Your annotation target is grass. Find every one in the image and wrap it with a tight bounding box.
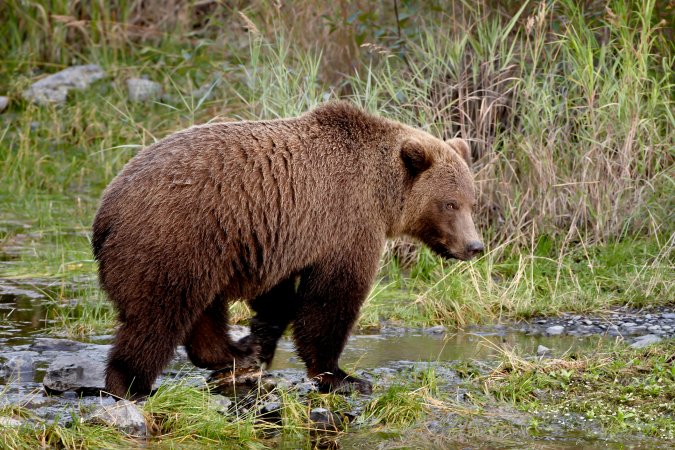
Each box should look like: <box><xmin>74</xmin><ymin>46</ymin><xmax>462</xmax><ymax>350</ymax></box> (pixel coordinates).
<box><xmin>480</xmin><ymin>340</ymin><xmax>675</xmax><ymax>439</ymax></box>
<box><xmin>0</xmin><ymin>0</ymin><xmax>673</xmax><ymax>447</ymax></box>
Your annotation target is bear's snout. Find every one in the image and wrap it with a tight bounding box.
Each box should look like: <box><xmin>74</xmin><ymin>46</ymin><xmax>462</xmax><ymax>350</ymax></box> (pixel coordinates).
<box><xmin>465</xmin><ymin>240</ymin><xmax>484</xmax><ymax>258</ymax></box>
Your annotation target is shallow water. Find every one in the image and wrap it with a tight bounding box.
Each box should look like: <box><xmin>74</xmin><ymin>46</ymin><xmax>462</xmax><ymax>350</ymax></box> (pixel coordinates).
<box><xmin>0</xmin><ymin>278</ymin><xmax>664</xmax><ymax>448</ymax></box>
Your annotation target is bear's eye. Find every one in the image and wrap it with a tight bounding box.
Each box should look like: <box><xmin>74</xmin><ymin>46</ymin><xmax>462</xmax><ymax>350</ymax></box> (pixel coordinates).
<box><xmin>445</xmin><ymin>201</ymin><xmax>458</xmax><ymax>211</ymax></box>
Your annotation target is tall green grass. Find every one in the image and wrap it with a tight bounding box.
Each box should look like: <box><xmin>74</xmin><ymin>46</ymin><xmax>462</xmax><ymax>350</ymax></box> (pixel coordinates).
<box><xmin>0</xmin><ymin>0</ymin><xmax>672</xmax><ymax>329</ymax></box>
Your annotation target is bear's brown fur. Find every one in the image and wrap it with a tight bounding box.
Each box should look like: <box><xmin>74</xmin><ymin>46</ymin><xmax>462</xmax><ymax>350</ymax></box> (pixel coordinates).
<box><xmin>93</xmin><ymin>101</ymin><xmax>483</xmax><ymax>398</ymax></box>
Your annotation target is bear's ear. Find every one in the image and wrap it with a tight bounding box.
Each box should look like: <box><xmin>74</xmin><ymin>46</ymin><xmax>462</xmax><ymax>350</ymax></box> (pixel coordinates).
<box><xmin>401</xmin><ymin>139</ymin><xmax>433</xmax><ymax>176</ymax></box>
<box><xmin>446</xmin><ymin>138</ymin><xmax>472</xmax><ymax>167</ymax></box>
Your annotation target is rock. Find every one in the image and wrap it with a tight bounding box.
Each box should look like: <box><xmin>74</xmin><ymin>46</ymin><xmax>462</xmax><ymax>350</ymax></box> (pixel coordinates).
<box><xmin>257</xmin><ymin>401</ymin><xmax>282</xmax><ymax>425</ymax></box>
<box><xmin>545</xmin><ymin>325</ymin><xmax>565</xmax><ymax>336</ymax></box>
<box><xmin>30</xmin><ymin>338</ymin><xmax>86</xmax><ymax>352</ymax></box>
<box><xmin>0</xmin><ymin>417</ymin><xmax>23</xmax><ymax>427</ymax></box>
<box><xmin>536</xmin><ymin>345</ymin><xmax>551</xmax><ymax>356</ymax></box>
<box><xmin>647</xmin><ymin>325</ymin><xmax>661</xmax><ymax>332</ymax></box>
<box><xmin>127</xmin><ymin>78</ymin><xmax>162</xmax><ymax>102</ymax></box>
<box><xmin>621</xmin><ymin>322</ymin><xmax>637</xmax><ymax>328</ymax></box>
<box><xmin>43</xmin><ymin>354</ymin><xmax>105</xmax><ymax>395</ymax></box>
<box><xmin>582</xmin><ymin>319</ymin><xmax>593</xmax><ymax>326</ymax></box>
<box><xmin>662</xmin><ymin>313</ymin><xmax>675</xmax><ymax>320</ymax></box>
<box><xmin>210</xmin><ymin>395</ymin><xmax>232</xmax><ymax>413</ymax></box>
<box><xmin>630</xmin><ymin>334</ymin><xmax>662</xmax><ymax>349</ymax></box>
<box><xmin>0</xmin><ymin>351</ymin><xmax>37</xmax><ymax>377</ymax></box>
<box><xmin>423</xmin><ymin>325</ymin><xmax>446</xmax><ymax>335</ymax></box>
<box><xmin>309</xmin><ymin>407</ymin><xmax>343</xmax><ymax>432</ymax></box>
<box><xmin>23</xmin><ymin>65</ymin><xmax>106</xmax><ymax>105</ymax></box>
<box><xmin>0</xmin><ymin>96</ymin><xmax>8</xmax><ymax>112</ymax></box>
<box><xmin>86</xmin><ymin>399</ymin><xmax>147</xmax><ymax>436</ymax></box>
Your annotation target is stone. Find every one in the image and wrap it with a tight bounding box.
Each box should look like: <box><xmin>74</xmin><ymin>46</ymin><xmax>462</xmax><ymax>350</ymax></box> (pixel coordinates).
<box><xmin>647</xmin><ymin>325</ymin><xmax>661</xmax><ymax>332</ymax></box>
<box><xmin>630</xmin><ymin>334</ymin><xmax>662</xmax><ymax>349</ymax></box>
<box><xmin>0</xmin><ymin>417</ymin><xmax>23</xmax><ymax>427</ymax></box>
<box><xmin>210</xmin><ymin>394</ymin><xmax>232</xmax><ymax>413</ymax></box>
<box><xmin>127</xmin><ymin>78</ymin><xmax>163</xmax><ymax>102</ymax></box>
<box><xmin>662</xmin><ymin>313</ymin><xmax>675</xmax><ymax>320</ymax></box>
<box><xmin>86</xmin><ymin>399</ymin><xmax>147</xmax><ymax>436</ymax></box>
<box><xmin>423</xmin><ymin>325</ymin><xmax>446</xmax><ymax>335</ymax></box>
<box><xmin>536</xmin><ymin>345</ymin><xmax>551</xmax><ymax>356</ymax></box>
<box><xmin>23</xmin><ymin>65</ymin><xmax>106</xmax><ymax>105</ymax></box>
<box><xmin>30</xmin><ymin>338</ymin><xmax>86</xmax><ymax>352</ymax></box>
<box><xmin>0</xmin><ymin>96</ymin><xmax>8</xmax><ymax>112</ymax></box>
<box><xmin>43</xmin><ymin>354</ymin><xmax>106</xmax><ymax>395</ymax></box>
<box><xmin>582</xmin><ymin>319</ymin><xmax>593</xmax><ymax>326</ymax></box>
<box><xmin>257</xmin><ymin>401</ymin><xmax>282</xmax><ymax>425</ymax></box>
<box><xmin>309</xmin><ymin>407</ymin><xmax>343</xmax><ymax>432</ymax></box>
<box><xmin>621</xmin><ymin>322</ymin><xmax>637</xmax><ymax>328</ymax></box>
<box><xmin>545</xmin><ymin>325</ymin><xmax>565</xmax><ymax>336</ymax></box>
<box><xmin>0</xmin><ymin>351</ymin><xmax>37</xmax><ymax>377</ymax></box>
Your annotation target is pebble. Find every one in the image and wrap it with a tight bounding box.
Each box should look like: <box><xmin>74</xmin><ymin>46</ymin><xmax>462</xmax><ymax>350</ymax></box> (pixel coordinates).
<box><xmin>537</xmin><ymin>345</ymin><xmax>551</xmax><ymax>356</ymax></box>
<box><xmin>516</xmin><ymin>307</ymin><xmax>675</xmax><ymax>341</ymax></box>
<box><xmin>0</xmin><ymin>96</ymin><xmax>8</xmax><ymax>112</ymax></box>
<box><xmin>545</xmin><ymin>325</ymin><xmax>565</xmax><ymax>336</ymax></box>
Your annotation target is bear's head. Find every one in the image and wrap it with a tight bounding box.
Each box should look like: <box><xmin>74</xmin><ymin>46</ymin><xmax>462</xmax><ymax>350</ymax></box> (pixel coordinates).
<box><xmin>398</xmin><ymin>135</ymin><xmax>484</xmax><ymax>261</ymax></box>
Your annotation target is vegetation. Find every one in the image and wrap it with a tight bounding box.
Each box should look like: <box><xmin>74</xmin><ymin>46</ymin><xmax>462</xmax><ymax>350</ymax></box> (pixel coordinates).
<box><xmin>0</xmin><ymin>0</ymin><xmax>673</xmax><ymax>447</ymax></box>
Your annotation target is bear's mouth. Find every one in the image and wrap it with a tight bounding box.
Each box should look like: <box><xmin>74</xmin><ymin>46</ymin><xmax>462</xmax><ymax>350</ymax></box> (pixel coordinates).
<box><xmin>427</xmin><ymin>241</ymin><xmax>461</xmax><ymax>261</ymax></box>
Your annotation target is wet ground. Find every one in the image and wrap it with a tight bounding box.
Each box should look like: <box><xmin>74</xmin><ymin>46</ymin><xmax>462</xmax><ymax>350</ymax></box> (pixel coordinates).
<box><xmin>1</xmin><ymin>277</ymin><xmax>673</xmax><ymax>448</ymax></box>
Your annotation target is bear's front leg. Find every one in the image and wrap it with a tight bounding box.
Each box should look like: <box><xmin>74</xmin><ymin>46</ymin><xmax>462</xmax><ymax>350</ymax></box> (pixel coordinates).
<box><xmin>291</xmin><ymin>249</ymin><xmax>381</xmax><ymax>395</ymax></box>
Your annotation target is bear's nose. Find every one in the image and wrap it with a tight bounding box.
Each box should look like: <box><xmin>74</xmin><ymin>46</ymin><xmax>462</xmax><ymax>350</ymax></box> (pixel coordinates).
<box><xmin>465</xmin><ymin>241</ymin><xmax>484</xmax><ymax>258</ymax></box>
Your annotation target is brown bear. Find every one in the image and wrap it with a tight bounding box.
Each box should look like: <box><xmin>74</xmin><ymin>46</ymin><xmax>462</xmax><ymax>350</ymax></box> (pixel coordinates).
<box><xmin>92</xmin><ymin>101</ymin><xmax>483</xmax><ymax>399</ymax></box>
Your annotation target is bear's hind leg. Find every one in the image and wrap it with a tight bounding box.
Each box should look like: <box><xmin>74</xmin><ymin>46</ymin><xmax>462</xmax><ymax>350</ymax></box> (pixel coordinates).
<box><xmin>184</xmin><ymin>297</ymin><xmax>258</xmax><ymax>370</ymax></box>
<box><xmin>106</xmin><ymin>313</ymin><xmax>189</xmax><ymax>399</ymax></box>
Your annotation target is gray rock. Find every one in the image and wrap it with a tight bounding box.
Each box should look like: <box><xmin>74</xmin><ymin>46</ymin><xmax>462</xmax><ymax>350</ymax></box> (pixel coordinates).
<box><xmin>647</xmin><ymin>325</ymin><xmax>661</xmax><ymax>332</ymax></box>
<box><xmin>127</xmin><ymin>78</ymin><xmax>162</xmax><ymax>102</ymax></box>
<box><xmin>662</xmin><ymin>313</ymin><xmax>675</xmax><ymax>319</ymax></box>
<box><xmin>210</xmin><ymin>394</ymin><xmax>232</xmax><ymax>413</ymax></box>
<box><xmin>423</xmin><ymin>325</ymin><xmax>446</xmax><ymax>335</ymax></box>
<box><xmin>630</xmin><ymin>334</ymin><xmax>662</xmax><ymax>349</ymax></box>
<box><xmin>86</xmin><ymin>399</ymin><xmax>146</xmax><ymax>436</ymax></box>
<box><xmin>536</xmin><ymin>345</ymin><xmax>551</xmax><ymax>356</ymax></box>
<box><xmin>23</xmin><ymin>65</ymin><xmax>106</xmax><ymax>105</ymax></box>
<box><xmin>621</xmin><ymin>322</ymin><xmax>637</xmax><ymax>328</ymax></box>
<box><xmin>30</xmin><ymin>338</ymin><xmax>86</xmax><ymax>352</ymax></box>
<box><xmin>309</xmin><ymin>407</ymin><xmax>343</xmax><ymax>432</ymax></box>
<box><xmin>0</xmin><ymin>352</ymin><xmax>37</xmax><ymax>377</ymax></box>
<box><xmin>43</xmin><ymin>354</ymin><xmax>105</xmax><ymax>395</ymax></box>
<box><xmin>582</xmin><ymin>319</ymin><xmax>593</xmax><ymax>326</ymax></box>
<box><xmin>0</xmin><ymin>96</ymin><xmax>8</xmax><ymax>112</ymax></box>
<box><xmin>545</xmin><ymin>325</ymin><xmax>565</xmax><ymax>336</ymax></box>
<box><xmin>0</xmin><ymin>416</ymin><xmax>23</xmax><ymax>427</ymax></box>
<box><xmin>258</xmin><ymin>401</ymin><xmax>282</xmax><ymax>425</ymax></box>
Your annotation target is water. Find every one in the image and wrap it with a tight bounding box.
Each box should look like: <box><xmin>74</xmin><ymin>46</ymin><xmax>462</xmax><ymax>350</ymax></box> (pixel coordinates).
<box><xmin>0</xmin><ymin>278</ymin><xmax>650</xmax><ymax>448</ymax></box>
